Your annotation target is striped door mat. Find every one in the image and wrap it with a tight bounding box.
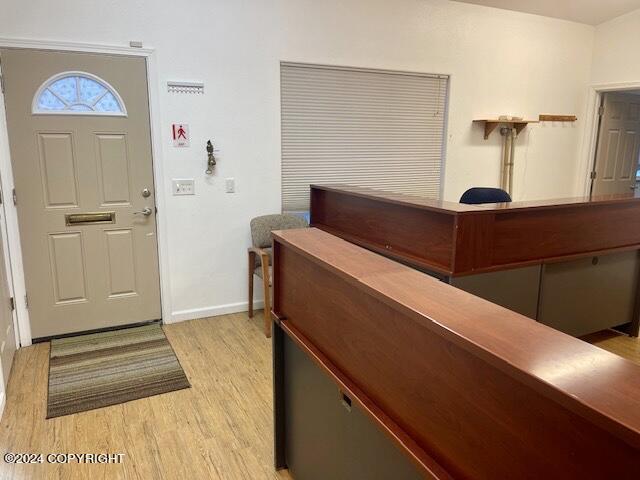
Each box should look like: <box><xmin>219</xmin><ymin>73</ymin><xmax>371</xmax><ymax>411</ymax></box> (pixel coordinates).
<box><xmin>47</xmin><ymin>323</ymin><xmax>190</xmax><ymax>418</ymax></box>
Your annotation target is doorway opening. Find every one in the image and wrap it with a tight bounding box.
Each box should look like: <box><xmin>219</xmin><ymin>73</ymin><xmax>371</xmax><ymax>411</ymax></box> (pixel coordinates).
<box><xmin>587</xmin><ymin>89</ymin><xmax>640</xmax><ymax>197</ymax></box>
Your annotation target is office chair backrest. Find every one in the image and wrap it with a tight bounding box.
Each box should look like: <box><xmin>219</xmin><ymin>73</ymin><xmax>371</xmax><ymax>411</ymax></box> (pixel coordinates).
<box><xmin>459</xmin><ymin>187</ymin><xmax>512</xmax><ymax>205</ymax></box>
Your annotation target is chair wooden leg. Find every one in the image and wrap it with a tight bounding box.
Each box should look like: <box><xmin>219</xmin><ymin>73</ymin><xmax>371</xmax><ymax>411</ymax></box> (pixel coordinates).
<box><xmin>248</xmin><ymin>251</ymin><xmax>255</xmax><ymax>318</ymax></box>
<box><xmin>262</xmin><ymin>261</ymin><xmax>271</xmax><ymax>338</ymax></box>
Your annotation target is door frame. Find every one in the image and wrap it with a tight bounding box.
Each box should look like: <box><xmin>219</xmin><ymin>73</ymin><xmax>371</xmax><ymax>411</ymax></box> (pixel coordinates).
<box><xmin>578</xmin><ymin>81</ymin><xmax>640</xmax><ymax>197</ymax></box>
<box><xmin>0</xmin><ymin>37</ymin><xmax>172</xmax><ymax>346</ymax></box>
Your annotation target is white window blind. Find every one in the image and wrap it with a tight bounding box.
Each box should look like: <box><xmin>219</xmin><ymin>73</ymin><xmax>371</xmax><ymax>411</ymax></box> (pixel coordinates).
<box><xmin>281</xmin><ymin>62</ymin><xmax>448</xmax><ymax>212</ymax></box>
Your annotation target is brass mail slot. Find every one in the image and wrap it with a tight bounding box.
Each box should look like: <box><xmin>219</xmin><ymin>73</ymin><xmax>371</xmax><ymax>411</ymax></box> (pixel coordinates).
<box><xmin>65</xmin><ymin>211</ymin><xmax>116</xmax><ymax>226</ymax></box>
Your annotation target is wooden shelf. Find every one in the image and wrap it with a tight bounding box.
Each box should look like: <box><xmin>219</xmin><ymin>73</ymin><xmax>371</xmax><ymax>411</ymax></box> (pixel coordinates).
<box><xmin>473</xmin><ymin>119</ymin><xmax>539</xmax><ymax>140</ymax></box>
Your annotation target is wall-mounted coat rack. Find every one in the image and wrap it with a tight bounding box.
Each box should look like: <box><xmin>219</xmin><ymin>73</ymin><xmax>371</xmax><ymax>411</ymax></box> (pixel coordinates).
<box><xmin>539</xmin><ymin>114</ymin><xmax>577</xmax><ymax>122</ymax></box>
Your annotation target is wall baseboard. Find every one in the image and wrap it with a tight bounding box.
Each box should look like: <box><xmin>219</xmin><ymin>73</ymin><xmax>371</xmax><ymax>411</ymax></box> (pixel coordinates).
<box><xmin>169</xmin><ymin>299</ymin><xmax>265</xmax><ymax>324</ymax></box>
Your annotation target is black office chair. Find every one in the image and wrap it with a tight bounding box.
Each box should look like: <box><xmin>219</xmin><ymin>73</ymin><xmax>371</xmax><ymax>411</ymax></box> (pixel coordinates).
<box><xmin>459</xmin><ymin>187</ymin><xmax>512</xmax><ymax>205</ymax></box>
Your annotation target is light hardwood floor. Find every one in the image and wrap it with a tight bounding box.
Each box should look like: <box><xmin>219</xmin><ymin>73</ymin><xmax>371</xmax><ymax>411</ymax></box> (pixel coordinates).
<box><xmin>0</xmin><ymin>313</ymin><xmax>638</xmax><ymax>480</ymax></box>
<box><xmin>582</xmin><ymin>329</ymin><xmax>640</xmax><ymax>364</ymax></box>
<box><xmin>0</xmin><ymin>312</ymin><xmax>292</xmax><ymax>480</ymax></box>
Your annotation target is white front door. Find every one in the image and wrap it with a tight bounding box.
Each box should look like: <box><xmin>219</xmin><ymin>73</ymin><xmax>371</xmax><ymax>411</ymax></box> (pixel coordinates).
<box><xmin>592</xmin><ymin>92</ymin><xmax>640</xmax><ymax>196</ymax></box>
<box><xmin>1</xmin><ymin>49</ymin><xmax>161</xmax><ymax>339</ymax></box>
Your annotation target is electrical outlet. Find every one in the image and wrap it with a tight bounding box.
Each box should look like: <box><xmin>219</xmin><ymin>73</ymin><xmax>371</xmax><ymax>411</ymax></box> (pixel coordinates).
<box><xmin>225</xmin><ymin>178</ymin><xmax>235</xmax><ymax>193</ymax></box>
<box><xmin>172</xmin><ymin>179</ymin><xmax>195</xmax><ymax>195</ymax></box>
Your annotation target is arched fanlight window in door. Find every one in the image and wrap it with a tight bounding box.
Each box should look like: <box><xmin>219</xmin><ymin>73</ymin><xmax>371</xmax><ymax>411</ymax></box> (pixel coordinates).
<box><xmin>32</xmin><ymin>71</ymin><xmax>127</xmax><ymax>116</ymax></box>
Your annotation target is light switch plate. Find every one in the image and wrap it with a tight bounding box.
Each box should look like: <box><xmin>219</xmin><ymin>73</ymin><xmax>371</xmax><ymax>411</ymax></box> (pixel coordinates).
<box><xmin>225</xmin><ymin>178</ymin><xmax>235</xmax><ymax>193</ymax></box>
<box><xmin>172</xmin><ymin>179</ymin><xmax>195</xmax><ymax>195</ymax></box>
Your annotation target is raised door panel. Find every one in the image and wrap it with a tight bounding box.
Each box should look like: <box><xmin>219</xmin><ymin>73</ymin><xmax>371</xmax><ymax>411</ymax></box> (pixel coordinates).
<box><xmin>95</xmin><ymin>134</ymin><xmax>131</xmax><ymax>205</ymax></box>
<box><xmin>603</xmin><ymin>129</ymin><xmax>620</xmax><ymax>180</ymax></box>
<box><xmin>627</xmin><ymin>102</ymin><xmax>640</xmax><ymax>121</ymax></box>
<box><xmin>610</xmin><ymin>100</ymin><xmax>625</xmax><ymax>120</ymax></box>
<box><xmin>37</xmin><ymin>133</ymin><xmax>79</xmax><ymax>208</ymax></box>
<box><xmin>104</xmin><ymin>229</ymin><xmax>137</xmax><ymax>297</ymax></box>
<box><xmin>618</xmin><ymin>130</ymin><xmax>638</xmax><ymax>181</ymax></box>
<box><xmin>48</xmin><ymin>232</ymin><xmax>88</xmax><ymax>304</ymax></box>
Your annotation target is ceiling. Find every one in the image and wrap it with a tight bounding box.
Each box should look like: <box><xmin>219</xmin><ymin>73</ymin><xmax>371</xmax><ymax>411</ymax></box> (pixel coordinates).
<box><xmin>453</xmin><ymin>0</ymin><xmax>640</xmax><ymax>25</ymax></box>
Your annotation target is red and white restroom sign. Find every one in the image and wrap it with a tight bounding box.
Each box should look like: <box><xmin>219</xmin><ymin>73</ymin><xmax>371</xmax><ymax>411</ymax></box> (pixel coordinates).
<box><xmin>172</xmin><ymin>123</ymin><xmax>190</xmax><ymax>147</ymax></box>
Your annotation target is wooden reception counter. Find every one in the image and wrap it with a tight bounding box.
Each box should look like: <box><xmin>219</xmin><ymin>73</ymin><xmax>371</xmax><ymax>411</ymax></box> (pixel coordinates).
<box><xmin>271</xmin><ymin>228</ymin><xmax>640</xmax><ymax>479</ymax></box>
<box><xmin>310</xmin><ymin>185</ymin><xmax>640</xmax><ymax>336</ymax></box>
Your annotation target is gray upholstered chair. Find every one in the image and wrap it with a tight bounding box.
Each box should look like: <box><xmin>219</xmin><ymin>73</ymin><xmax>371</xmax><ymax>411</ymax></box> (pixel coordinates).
<box><xmin>248</xmin><ymin>214</ymin><xmax>308</xmax><ymax>337</ymax></box>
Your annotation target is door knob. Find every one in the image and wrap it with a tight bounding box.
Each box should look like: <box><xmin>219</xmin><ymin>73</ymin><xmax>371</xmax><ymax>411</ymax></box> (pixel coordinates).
<box><xmin>134</xmin><ymin>207</ymin><xmax>153</xmax><ymax>216</ymax></box>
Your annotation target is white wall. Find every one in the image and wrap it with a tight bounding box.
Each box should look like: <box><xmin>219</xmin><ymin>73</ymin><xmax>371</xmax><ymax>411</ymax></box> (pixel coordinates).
<box><xmin>592</xmin><ymin>8</ymin><xmax>640</xmax><ymax>84</ymax></box>
<box><xmin>0</xmin><ymin>0</ymin><xmax>594</xmax><ymax>323</ymax></box>
<box><xmin>576</xmin><ymin>8</ymin><xmax>640</xmax><ymax>196</ymax></box>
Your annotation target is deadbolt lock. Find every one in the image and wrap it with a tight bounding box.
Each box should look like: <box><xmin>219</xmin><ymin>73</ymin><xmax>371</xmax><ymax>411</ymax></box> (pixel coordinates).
<box><xmin>141</xmin><ymin>188</ymin><xmax>151</xmax><ymax>198</ymax></box>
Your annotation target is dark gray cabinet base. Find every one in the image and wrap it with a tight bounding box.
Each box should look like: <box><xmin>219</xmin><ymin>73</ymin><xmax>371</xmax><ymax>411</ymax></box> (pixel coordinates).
<box><xmin>449</xmin><ymin>250</ymin><xmax>640</xmax><ymax>337</ymax></box>
<box><xmin>274</xmin><ymin>326</ymin><xmax>424</xmax><ymax>480</ymax></box>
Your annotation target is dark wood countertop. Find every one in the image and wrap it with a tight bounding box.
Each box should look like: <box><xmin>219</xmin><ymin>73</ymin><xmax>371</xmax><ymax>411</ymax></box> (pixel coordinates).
<box><xmin>272</xmin><ymin>227</ymin><xmax>640</xmax><ymax>478</ymax></box>
<box><xmin>312</xmin><ymin>184</ymin><xmax>640</xmax><ymax>214</ymax></box>
<box><xmin>274</xmin><ymin>227</ymin><xmax>640</xmax><ymax>445</ymax></box>
<box><xmin>310</xmin><ymin>185</ymin><xmax>640</xmax><ymax>275</ymax></box>
<box><xmin>311</xmin><ymin>184</ymin><xmax>483</xmax><ymax>213</ymax></box>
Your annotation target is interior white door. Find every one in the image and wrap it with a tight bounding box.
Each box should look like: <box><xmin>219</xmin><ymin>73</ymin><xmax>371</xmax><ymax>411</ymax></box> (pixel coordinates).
<box><xmin>0</xmin><ymin>48</ymin><xmax>161</xmax><ymax>339</ymax></box>
<box><xmin>592</xmin><ymin>92</ymin><xmax>640</xmax><ymax>196</ymax></box>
